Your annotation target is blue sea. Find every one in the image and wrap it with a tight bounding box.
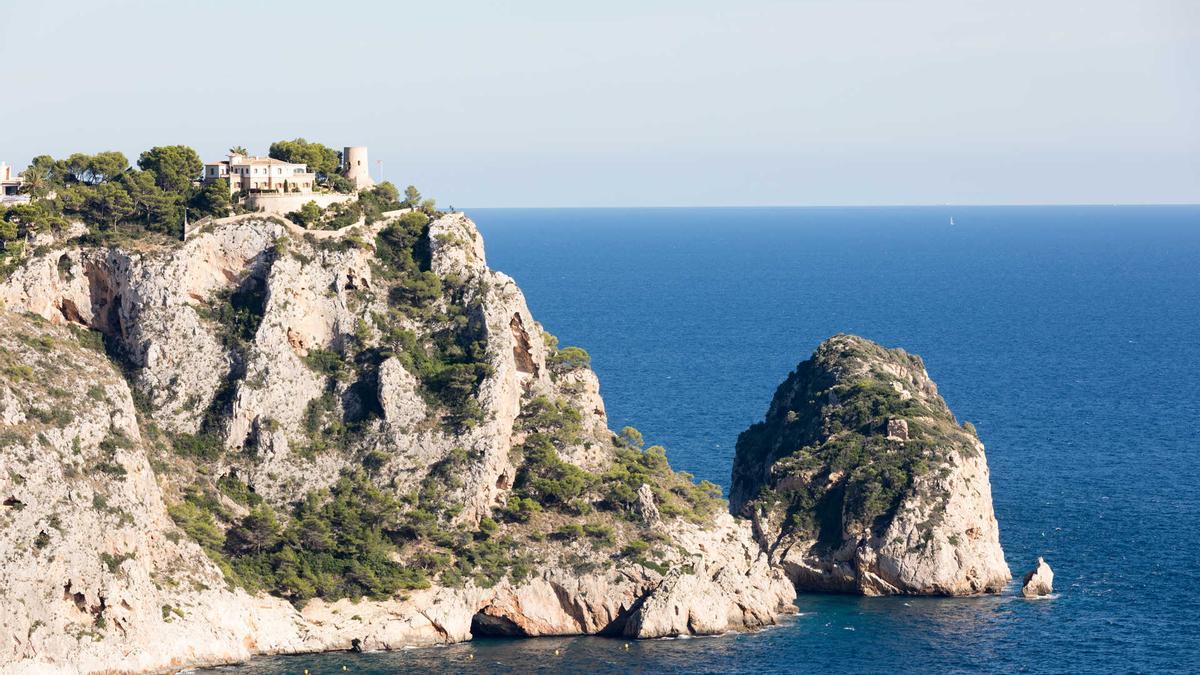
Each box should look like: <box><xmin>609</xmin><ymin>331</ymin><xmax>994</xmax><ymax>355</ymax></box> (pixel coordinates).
<box><xmin>214</xmin><ymin>206</ymin><xmax>1200</xmax><ymax>674</ymax></box>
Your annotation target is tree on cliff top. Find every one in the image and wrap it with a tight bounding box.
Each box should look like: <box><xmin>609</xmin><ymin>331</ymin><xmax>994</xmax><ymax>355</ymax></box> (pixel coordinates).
<box><xmin>189</xmin><ymin>178</ymin><xmax>231</xmax><ymax>219</ymax></box>
<box><xmin>3</xmin><ymin>145</ymin><xmax>224</xmax><ymax>250</ymax></box>
<box><xmin>61</xmin><ymin>151</ymin><xmax>129</xmax><ymax>185</ymax></box>
<box><xmin>268</xmin><ymin>138</ymin><xmax>341</xmax><ymax>181</ymax></box>
<box><xmin>137</xmin><ymin>145</ymin><xmax>203</xmax><ymax>193</ymax></box>
<box><xmin>403</xmin><ymin>185</ymin><xmax>421</xmax><ymax>207</ymax></box>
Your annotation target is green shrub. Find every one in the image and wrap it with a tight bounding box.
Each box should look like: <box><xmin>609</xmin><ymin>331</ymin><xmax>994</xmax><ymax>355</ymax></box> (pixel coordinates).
<box><xmin>621</xmin><ymin>539</ymin><xmax>650</xmax><ymax>557</ymax></box>
<box><xmin>499</xmin><ymin>496</ymin><xmax>542</xmax><ymax>523</ymax></box>
<box><xmin>225</xmin><ymin>506</ymin><xmax>282</xmax><ymax>555</ymax></box>
<box><xmin>303</xmin><ymin>348</ymin><xmax>348</xmax><ymax>380</ymax></box>
<box><xmin>287</xmin><ymin>201</ymin><xmax>322</xmax><ymax>228</ymax></box>
<box><xmin>389</xmin><ymin>271</ymin><xmax>443</xmax><ymax>312</ymax></box>
<box><xmin>359</xmin><ymin>183</ymin><xmax>403</xmax><ymax>224</ymax></box>
<box><xmin>168</xmin><ymin>501</ymin><xmax>225</xmax><ymax>551</ymax></box>
<box><xmin>554</xmin><ymin>524</ymin><xmax>584</xmax><ymax>540</ymax></box>
<box><xmin>198</xmin><ymin>279</ymin><xmax>268</xmax><ymax>350</ymax></box>
<box><xmin>583</xmin><ymin>522</ymin><xmax>613</xmax><ymax>543</ymax></box>
<box><xmin>100</xmin><ymin>551</ymin><xmax>135</xmax><ymax>573</ymax></box>
<box><xmin>548</xmin><ymin>346</ymin><xmax>590</xmax><ymax>371</ymax></box>
<box><xmin>27</xmin><ymin>407</ymin><xmax>75</xmax><ymax>427</ymax></box>
<box><xmin>478</xmin><ymin>517</ymin><xmax>499</xmax><ymax>538</ymax></box>
<box><xmin>222</xmin><ymin>470</ymin><xmax>430</xmax><ymax>605</ymax></box>
<box><xmin>217</xmin><ymin>473</ymin><xmax>262</xmax><ymax>506</ymax></box>
<box><xmin>172</xmin><ymin>432</ymin><xmax>222</xmax><ymax>460</ymax></box>
<box><xmin>374</xmin><ymin>211</ymin><xmax>430</xmax><ymax>278</ymax></box>
<box><xmin>618</xmin><ymin>426</ymin><xmax>644</xmax><ymax>449</ymax></box>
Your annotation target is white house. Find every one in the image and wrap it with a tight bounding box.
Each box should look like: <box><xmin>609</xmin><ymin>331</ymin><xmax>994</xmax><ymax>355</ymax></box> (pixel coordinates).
<box><xmin>202</xmin><ymin>154</ymin><xmax>315</xmax><ymax>195</ymax></box>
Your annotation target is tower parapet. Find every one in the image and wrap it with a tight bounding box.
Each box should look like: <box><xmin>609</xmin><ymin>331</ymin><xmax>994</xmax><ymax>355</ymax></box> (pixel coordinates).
<box><xmin>342</xmin><ymin>146</ymin><xmax>373</xmax><ymax>189</ymax></box>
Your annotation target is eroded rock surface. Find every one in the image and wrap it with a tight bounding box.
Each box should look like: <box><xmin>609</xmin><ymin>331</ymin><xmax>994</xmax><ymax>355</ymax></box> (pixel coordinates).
<box><xmin>0</xmin><ymin>213</ymin><xmax>795</xmax><ymax>673</ymax></box>
<box><xmin>731</xmin><ymin>334</ymin><xmax>1011</xmax><ymax>596</ymax></box>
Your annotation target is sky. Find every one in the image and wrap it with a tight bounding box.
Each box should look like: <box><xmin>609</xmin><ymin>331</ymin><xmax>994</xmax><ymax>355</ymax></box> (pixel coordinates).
<box><xmin>1</xmin><ymin>0</ymin><xmax>1197</xmax><ymax>207</ymax></box>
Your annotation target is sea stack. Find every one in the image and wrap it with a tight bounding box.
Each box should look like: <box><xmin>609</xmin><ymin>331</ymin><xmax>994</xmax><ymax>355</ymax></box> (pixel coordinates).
<box><xmin>1021</xmin><ymin>557</ymin><xmax>1054</xmax><ymax>597</ymax></box>
<box><xmin>730</xmin><ymin>334</ymin><xmax>1011</xmax><ymax>596</ymax></box>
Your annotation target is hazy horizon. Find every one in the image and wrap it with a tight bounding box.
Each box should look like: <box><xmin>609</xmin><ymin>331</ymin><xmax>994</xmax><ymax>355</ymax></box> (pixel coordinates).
<box><xmin>2</xmin><ymin>0</ymin><xmax>1197</xmax><ymax>208</ymax></box>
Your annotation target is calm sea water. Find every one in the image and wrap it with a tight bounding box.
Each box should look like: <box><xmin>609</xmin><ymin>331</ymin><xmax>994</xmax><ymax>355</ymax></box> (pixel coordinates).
<box><xmin>214</xmin><ymin>206</ymin><xmax>1200</xmax><ymax>674</ymax></box>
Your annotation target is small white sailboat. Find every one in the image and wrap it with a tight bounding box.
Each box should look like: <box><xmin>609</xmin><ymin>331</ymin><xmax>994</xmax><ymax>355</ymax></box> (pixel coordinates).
<box><xmin>949</xmin><ymin>216</ymin><xmax>955</xmax><ymax>226</ymax></box>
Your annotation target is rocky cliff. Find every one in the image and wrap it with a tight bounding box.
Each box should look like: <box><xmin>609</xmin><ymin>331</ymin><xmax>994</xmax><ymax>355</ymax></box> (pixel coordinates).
<box><xmin>0</xmin><ymin>212</ymin><xmax>794</xmax><ymax>673</ymax></box>
<box><xmin>730</xmin><ymin>334</ymin><xmax>1010</xmax><ymax>596</ymax></box>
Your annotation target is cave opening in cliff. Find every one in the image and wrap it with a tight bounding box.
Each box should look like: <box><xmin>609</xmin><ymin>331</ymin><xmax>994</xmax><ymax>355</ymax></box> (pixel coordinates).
<box><xmin>470</xmin><ymin>611</ymin><xmax>530</xmax><ymax>638</ymax></box>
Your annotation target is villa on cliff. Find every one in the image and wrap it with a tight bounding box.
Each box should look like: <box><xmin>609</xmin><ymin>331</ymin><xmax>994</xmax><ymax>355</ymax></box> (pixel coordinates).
<box><xmin>200</xmin><ymin>146</ymin><xmax>374</xmax><ymax>215</ymax></box>
<box><xmin>202</xmin><ymin>154</ymin><xmax>315</xmax><ymax>196</ymax></box>
<box><xmin>1</xmin><ymin>161</ymin><xmax>28</xmax><ymax>204</ymax></box>
<box><xmin>201</xmin><ymin>146</ymin><xmax>373</xmax><ymax>198</ymax></box>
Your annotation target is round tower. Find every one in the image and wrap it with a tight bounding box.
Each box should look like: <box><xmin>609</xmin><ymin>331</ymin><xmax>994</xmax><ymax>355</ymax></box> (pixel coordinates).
<box><xmin>342</xmin><ymin>146</ymin><xmax>373</xmax><ymax>189</ymax></box>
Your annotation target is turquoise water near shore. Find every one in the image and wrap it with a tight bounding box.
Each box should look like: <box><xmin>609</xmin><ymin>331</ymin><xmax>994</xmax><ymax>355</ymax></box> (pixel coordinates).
<box><xmin>212</xmin><ymin>205</ymin><xmax>1200</xmax><ymax>674</ymax></box>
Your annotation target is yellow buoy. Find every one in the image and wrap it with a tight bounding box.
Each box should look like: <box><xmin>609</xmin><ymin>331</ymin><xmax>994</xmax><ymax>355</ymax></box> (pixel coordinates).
<box><xmin>623</xmin><ymin>643</ymin><xmax>630</xmax><ymax>650</ymax></box>
<box><xmin>554</xmin><ymin>649</ymin><xmax>560</xmax><ymax>656</ymax></box>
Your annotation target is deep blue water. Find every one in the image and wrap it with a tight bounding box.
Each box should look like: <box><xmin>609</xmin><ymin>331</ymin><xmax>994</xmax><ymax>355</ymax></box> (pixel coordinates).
<box><xmin>220</xmin><ymin>206</ymin><xmax>1200</xmax><ymax>674</ymax></box>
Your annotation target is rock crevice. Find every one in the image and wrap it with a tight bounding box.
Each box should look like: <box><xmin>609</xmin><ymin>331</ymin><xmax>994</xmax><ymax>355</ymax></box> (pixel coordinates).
<box><xmin>0</xmin><ymin>213</ymin><xmax>796</xmax><ymax>673</ymax></box>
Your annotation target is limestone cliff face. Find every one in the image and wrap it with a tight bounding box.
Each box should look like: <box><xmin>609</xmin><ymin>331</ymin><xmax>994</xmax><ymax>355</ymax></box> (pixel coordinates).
<box><xmin>730</xmin><ymin>334</ymin><xmax>1010</xmax><ymax>596</ymax></box>
<box><xmin>0</xmin><ymin>213</ymin><xmax>794</xmax><ymax>673</ymax></box>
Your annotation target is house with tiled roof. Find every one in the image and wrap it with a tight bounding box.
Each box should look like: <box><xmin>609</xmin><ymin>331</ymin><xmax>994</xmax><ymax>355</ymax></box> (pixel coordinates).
<box><xmin>202</xmin><ymin>153</ymin><xmax>315</xmax><ymax>195</ymax></box>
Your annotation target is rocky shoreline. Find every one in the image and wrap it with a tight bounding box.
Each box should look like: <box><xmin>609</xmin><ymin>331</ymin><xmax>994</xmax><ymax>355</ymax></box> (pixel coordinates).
<box><xmin>1</xmin><ymin>211</ymin><xmax>1016</xmax><ymax>673</ymax></box>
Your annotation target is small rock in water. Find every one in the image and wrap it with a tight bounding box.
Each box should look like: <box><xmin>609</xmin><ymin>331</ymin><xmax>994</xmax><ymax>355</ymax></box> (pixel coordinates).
<box><xmin>1021</xmin><ymin>557</ymin><xmax>1054</xmax><ymax>597</ymax></box>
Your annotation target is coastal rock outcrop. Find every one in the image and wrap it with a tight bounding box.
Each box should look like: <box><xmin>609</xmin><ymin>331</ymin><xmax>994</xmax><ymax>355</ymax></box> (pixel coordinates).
<box><xmin>0</xmin><ymin>212</ymin><xmax>795</xmax><ymax>673</ymax></box>
<box><xmin>730</xmin><ymin>334</ymin><xmax>1011</xmax><ymax>596</ymax></box>
<box><xmin>1021</xmin><ymin>557</ymin><xmax>1054</xmax><ymax>597</ymax></box>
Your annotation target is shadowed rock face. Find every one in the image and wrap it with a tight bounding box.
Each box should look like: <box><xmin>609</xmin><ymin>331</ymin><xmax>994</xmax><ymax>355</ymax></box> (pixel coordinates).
<box><xmin>0</xmin><ymin>213</ymin><xmax>795</xmax><ymax>673</ymax></box>
<box><xmin>731</xmin><ymin>334</ymin><xmax>1011</xmax><ymax>596</ymax></box>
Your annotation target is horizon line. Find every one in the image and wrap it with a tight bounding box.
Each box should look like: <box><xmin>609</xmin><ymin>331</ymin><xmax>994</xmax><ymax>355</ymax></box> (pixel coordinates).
<box><xmin>457</xmin><ymin>202</ymin><xmax>1200</xmax><ymax>210</ymax></box>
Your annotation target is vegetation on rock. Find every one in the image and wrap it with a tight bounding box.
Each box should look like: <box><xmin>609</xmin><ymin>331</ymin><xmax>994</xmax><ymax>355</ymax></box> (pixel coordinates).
<box><xmin>7</xmin><ymin>148</ymin><xmax>226</xmax><ymax>244</ymax></box>
<box><xmin>732</xmin><ymin>334</ymin><xmax>973</xmax><ymax>543</ymax></box>
<box><xmin>2</xmin><ymin>188</ymin><xmax>730</xmax><ymax>612</ymax></box>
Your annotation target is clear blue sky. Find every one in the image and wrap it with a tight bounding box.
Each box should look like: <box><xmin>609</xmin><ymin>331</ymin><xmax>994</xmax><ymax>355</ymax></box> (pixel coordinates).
<box><xmin>1</xmin><ymin>0</ymin><xmax>1196</xmax><ymax>206</ymax></box>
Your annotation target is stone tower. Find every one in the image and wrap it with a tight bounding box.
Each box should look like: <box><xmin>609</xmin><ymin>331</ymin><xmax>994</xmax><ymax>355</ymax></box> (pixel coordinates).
<box><xmin>342</xmin><ymin>146</ymin><xmax>373</xmax><ymax>189</ymax></box>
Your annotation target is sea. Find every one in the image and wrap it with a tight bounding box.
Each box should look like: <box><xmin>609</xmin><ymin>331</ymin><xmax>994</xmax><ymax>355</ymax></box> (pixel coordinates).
<box><xmin>206</xmin><ymin>205</ymin><xmax>1200</xmax><ymax>674</ymax></box>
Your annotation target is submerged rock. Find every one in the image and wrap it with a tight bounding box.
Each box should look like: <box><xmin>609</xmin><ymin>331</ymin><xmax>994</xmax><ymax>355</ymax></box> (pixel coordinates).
<box><xmin>730</xmin><ymin>334</ymin><xmax>1011</xmax><ymax>596</ymax></box>
<box><xmin>1021</xmin><ymin>557</ymin><xmax>1054</xmax><ymax>597</ymax></box>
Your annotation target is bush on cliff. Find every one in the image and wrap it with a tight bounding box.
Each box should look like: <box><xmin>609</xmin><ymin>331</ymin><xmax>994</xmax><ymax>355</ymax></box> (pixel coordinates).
<box><xmin>374</xmin><ymin>211</ymin><xmax>431</xmax><ymax>277</ymax></box>
<box><xmin>222</xmin><ymin>470</ymin><xmax>430</xmax><ymax>603</ymax></box>
<box><xmin>358</xmin><ymin>182</ymin><xmax>403</xmax><ymax>223</ymax></box>
<box><xmin>286</xmin><ymin>200</ymin><xmax>322</xmax><ymax>228</ymax></box>
<box><xmin>548</xmin><ymin>345</ymin><xmax>590</xmax><ymax>372</ymax></box>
